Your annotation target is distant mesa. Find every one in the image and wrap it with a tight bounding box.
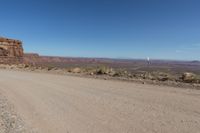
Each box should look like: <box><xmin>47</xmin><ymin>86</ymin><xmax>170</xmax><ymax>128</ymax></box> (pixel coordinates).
<box><xmin>191</xmin><ymin>60</ymin><xmax>200</xmax><ymax>63</ymax></box>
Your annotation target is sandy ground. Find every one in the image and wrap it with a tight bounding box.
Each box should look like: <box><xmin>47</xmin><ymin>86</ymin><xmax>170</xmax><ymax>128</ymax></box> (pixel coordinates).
<box><xmin>0</xmin><ymin>69</ymin><xmax>200</xmax><ymax>133</ymax></box>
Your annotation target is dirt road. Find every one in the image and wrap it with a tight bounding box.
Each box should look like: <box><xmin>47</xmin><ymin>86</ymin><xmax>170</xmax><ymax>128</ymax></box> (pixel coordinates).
<box><xmin>0</xmin><ymin>69</ymin><xmax>200</xmax><ymax>133</ymax></box>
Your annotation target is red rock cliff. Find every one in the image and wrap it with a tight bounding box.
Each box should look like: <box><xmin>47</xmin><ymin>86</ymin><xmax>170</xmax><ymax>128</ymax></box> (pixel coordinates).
<box><xmin>0</xmin><ymin>37</ymin><xmax>24</xmax><ymax>57</ymax></box>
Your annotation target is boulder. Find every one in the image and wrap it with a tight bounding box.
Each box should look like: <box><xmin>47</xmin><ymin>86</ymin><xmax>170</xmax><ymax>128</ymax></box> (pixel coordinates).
<box><xmin>182</xmin><ymin>72</ymin><xmax>197</xmax><ymax>83</ymax></box>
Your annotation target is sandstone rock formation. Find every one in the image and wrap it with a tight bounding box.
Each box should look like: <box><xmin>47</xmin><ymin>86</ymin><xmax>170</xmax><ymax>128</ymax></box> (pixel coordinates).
<box><xmin>0</xmin><ymin>37</ymin><xmax>24</xmax><ymax>63</ymax></box>
<box><xmin>0</xmin><ymin>37</ymin><xmax>23</xmax><ymax>57</ymax></box>
<box><xmin>182</xmin><ymin>72</ymin><xmax>197</xmax><ymax>83</ymax></box>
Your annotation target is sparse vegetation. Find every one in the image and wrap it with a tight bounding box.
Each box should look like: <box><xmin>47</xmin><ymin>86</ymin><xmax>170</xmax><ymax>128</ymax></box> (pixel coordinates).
<box><xmin>95</xmin><ymin>65</ymin><xmax>111</xmax><ymax>75</ymax></box>
<box><xmin>0</xmin><ymin>62</ymin><xmax>200</xmax><ymax>89</ymax></box>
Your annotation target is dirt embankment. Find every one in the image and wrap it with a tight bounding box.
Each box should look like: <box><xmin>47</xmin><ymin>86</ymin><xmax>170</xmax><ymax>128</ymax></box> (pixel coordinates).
<box><xmin>0</xmin><ymin>64</ymin><xmax>200</xmax><ymax>90</ymax></box>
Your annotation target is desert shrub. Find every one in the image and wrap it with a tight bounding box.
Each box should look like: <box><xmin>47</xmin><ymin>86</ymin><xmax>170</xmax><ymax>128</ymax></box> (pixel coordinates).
<box><xmin>193</xmin><ymin>75</ymin><xmax>200</xmax><ymax>84</ymax></box>
<box><xmin>71</xmin><ymin>67</ymin><xmax>82</xmax><ymax>73</ymax></box>
<box><xmin>112</xmin><ymin>69</ymin><xmax>128</xmax><ymax>77</ymax></box>
<box><xmin>24</xmin><ymin>64</ymin><xmax>30</xmax><ymax>68</ymax></box>
<box><xmin>83</xmin><ymin>67</ymin><xmax>96</xmax><ymax>73</ymax></box>
<box><xmin>112</xmin><ymin>71</ymin><xmax>121</xmax><ymax>77</ymax></box>
<box><xmin>149</xmin><ymin>72</ymin><xmax>171</xmax><ymax>81</ymax></box>
<box><xmin>47</xmin><ymin>66</ymin><xmax>55</xmax><ymax>71</ymax></box>
<box><xmin>157</xmin><ymin>72</ymin><xmax>170</xmax><ymax>81</ymax></box>
<box><xmin>96</xmin><ymin>65</ymin><xmax>110</xmax><ymax>75</ymax></box>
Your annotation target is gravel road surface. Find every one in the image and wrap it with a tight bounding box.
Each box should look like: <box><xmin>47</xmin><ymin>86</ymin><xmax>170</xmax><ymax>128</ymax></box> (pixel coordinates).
<box><xmin>0</xmin><ymin>69</ymin><xmax>200</xmax><ymax>133</ymax></box>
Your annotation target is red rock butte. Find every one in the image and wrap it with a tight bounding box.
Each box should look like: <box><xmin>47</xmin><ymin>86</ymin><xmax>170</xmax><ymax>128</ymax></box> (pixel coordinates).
<box><xmin>0</xmin><ymin>37</ymin><xmax>24</xmax><ymax>63</ymax></box>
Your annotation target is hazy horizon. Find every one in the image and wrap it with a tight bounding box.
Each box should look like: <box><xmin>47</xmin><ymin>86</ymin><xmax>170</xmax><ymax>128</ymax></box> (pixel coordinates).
<box><xmin>1</xmin><ymin>0</ymin><xmax>200</xmax><ymax>60</ymax></box>
<box><xmin>24</xmin><ymin>53</ymin><xmax>199</xmax><ymax>62</ymax></box>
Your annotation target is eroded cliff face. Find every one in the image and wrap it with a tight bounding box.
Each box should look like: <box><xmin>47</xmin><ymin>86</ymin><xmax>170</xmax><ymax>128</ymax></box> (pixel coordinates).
<box><xmin>0</xmin><ymin>37</ymin><xmax>24</xmax><ymax>57</ymax></box>
<box><xmin>0</xmin><ymin>37</ymin><xmax>24</xmax><ymax>63</ymax></box>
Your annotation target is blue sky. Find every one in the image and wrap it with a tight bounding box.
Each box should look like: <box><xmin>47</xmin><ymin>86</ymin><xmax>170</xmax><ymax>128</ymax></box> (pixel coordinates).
<box><xmin>0</xmin><ymin>0</ymin><xmax>200</xmax><ymax>60</ymax></box>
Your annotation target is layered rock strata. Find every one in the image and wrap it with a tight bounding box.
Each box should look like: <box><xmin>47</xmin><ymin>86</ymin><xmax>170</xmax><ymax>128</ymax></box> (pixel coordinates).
<box><xmin>0</xmin><ymin>37</ymin><xmax>24</xmax><ymax>64</ymax></box>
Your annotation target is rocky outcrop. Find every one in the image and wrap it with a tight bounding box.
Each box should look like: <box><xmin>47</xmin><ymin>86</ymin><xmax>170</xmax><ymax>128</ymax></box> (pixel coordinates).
<box><xmin>182</xmin><ymin>72</ymin><xmax>197</xmax><ymax>83</ymax></box>
<box><xmin>0</xmin><ymin>37</ymin><xmax>24</xmax><ymax>57</ymax></box>
<box><xmin>0</xmin><ymin>37</ymin><xmax>24</xmax><ymax>64</ymax></box>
